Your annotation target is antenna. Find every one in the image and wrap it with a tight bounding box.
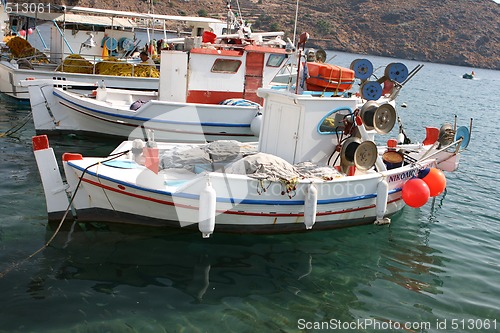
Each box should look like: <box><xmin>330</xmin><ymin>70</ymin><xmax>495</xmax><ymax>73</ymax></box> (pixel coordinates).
<box><xmin>292</xmin><ymin>0</ymin><xmax>299</xmax><ymax>45</ymax></box>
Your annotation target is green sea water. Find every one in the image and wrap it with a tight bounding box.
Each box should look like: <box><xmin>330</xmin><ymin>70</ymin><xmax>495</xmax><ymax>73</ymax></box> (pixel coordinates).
<box><xmin>0</xmin><ymin>53</ymin><xmax>499</xmax><ymax>332</ymax></box>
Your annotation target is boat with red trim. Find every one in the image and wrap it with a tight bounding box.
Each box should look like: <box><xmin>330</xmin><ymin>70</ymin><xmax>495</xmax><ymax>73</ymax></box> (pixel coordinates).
<box><xmin>23</xmin><ymin>30</ymin><xmax>290</xmax><ymax>142</ymax></box>
<box><xmin>32</xmin><ymin>66</ymin><xmax>471</xmax><ymax>237</ymax></box>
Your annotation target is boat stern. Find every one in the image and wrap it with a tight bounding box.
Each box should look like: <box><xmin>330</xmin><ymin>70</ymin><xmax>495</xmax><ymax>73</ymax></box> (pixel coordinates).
<box><xmin>32</xmin><ymin>135</ymin><xmax>73</xmax><ymax>222</ymax></box>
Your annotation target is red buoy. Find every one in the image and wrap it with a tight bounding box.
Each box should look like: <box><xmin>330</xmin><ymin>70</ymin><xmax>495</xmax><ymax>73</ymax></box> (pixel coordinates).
<box><xmin>420</xmin><ymin>167</ymin><xmax>446</xmax><ymax>197</ymax></box>
<box><xmin>402</xmin><ymin>178</ymin><xmax>430</xmax><ymax>208</ymax></box>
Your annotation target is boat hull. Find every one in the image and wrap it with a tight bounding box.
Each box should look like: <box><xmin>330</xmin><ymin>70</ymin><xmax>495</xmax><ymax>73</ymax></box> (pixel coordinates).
<box><xmin>56</xmin><ymin>157</ymin><xmax>414</xmax><ymax>233</ymax></box>
<box><xmin>0</xmin><ymin>61</ymin><xmax>158</xmax><ymax>100</ymax></box>
<box><xmin>29</xmin><ymin>85</ymin><xmax>260</xmax><ymax>142</ymax></box>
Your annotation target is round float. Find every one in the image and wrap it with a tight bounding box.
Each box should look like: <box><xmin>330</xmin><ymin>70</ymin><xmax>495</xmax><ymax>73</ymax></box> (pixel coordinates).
<box><xmin>418</xmin><ymin>167</ymin><xmax>446</xmax><ymax>197</ymax></box>
<box><xmin>402</xmin><ymin>178</ymin><xmax>430</xmax><ymax>208</ymax></box>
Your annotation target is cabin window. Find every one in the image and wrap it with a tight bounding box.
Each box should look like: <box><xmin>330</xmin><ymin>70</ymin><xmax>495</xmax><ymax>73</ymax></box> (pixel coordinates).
<box><xmin>317</xmin><ymin>108</ymin><xmax>353</xmax><ymax>134</ymax></box>
<box><xmin>266</xmin><ymin>54</ymin><xmax>286</xmax><ymax>67</ymax></box>
<box><xmin>211</xmin><ymin>59</ymin><xmax>242</xmax><ymax>73</ymax></box>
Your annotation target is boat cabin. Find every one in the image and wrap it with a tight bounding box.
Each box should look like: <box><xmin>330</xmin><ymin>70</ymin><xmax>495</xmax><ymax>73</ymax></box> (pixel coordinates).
<box><xmin>158</xmin><ymin>45</ymin><xmax>289</xmax><ymax>105</ymax></box>
<box><xmin>257</xmin><ymin>88</ymin><xmax>361</xmax><ymax>165</ymax></box>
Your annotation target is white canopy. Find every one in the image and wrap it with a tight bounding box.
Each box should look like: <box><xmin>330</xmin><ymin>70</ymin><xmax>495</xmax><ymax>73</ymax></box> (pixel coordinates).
<box><xmin>13</xmin><ymin>5</ymin><xmax>223</xmax><ymax>28</ymax></box>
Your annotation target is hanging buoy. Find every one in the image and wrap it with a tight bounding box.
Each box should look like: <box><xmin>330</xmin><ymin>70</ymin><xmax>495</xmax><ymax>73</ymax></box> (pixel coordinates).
<box><xmin>102</xmin><ymin>42</ymin><xmax>109</xmax><ymax>59</ymax></box>
<box><xmin>402</xmin><ymin>178</ymin><xmax>430</xmax><ymax>208</ymax></box>
<box><xmin>418</xmin><ymin>167</ymin><xmax>446</xmax><ymax>197</ymax></box>
<box><xmin>198</xmin><ymin>179</ymin><xmax>216</xmax><ymax>238</ymax></box>
<box><xmin>375</xmin><ymin>180</ymin><xmax>391</xmax><ymax>224</ymax></box>
<box><xmin>304</xmin><ymin>184</ymin><xmax>318</xmax><ymax>229</ymax></box>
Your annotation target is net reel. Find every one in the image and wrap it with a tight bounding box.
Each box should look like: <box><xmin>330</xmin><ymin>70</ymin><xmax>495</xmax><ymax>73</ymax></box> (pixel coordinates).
<box><xmin>339</xmin><ymin>138</ymin><xmax>378</xmax><ymax>174</ymax></box>
<box><xmin>359</xmin><ymin>102</ymin><xmax>397</xmax><ymax>134</ymax></box>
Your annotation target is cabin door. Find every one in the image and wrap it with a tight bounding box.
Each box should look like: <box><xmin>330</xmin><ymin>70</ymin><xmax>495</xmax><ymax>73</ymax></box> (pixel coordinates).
<box><xmin>243</xmin><ymin>52</ymin><xmax>264</xmax><ymax>104</ymax></box>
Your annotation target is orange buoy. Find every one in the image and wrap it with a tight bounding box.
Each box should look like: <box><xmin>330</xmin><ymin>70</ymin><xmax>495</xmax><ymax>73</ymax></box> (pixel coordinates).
<box><xmin>418</xmin><ymin>167</ymin><xmax>446</xmax><ymax>197</ymax></box>
<box><xmin>402</xmin><ymin>178</ymin><xmax>430</xmax><ymax>208</ymax></box>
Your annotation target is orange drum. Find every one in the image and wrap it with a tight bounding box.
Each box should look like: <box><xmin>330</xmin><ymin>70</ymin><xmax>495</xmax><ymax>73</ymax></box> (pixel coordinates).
<box><xmin>306</xmin><ymin>62</ymin><xmax>355</xmax><ymax>92</ymax></box>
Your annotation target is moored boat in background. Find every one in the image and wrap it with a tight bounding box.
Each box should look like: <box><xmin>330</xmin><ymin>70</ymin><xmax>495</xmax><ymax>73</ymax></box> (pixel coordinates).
<box><xmin>0</xmin><ymin>4</ymin><xmax>233</xmax><ymax>100</ymax></box>
<box><xmin>23</xmin><ymin>30</ymin><xmax>290</xmax><ymax>141</ymax></box>
<box><xmin>462</xmin><ymin>71</ymin><xmax>475</xmax><ymax>79</ymax></box>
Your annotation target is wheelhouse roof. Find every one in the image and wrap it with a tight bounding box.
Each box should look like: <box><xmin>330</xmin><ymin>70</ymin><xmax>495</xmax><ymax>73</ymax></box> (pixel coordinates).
<box><xmin>11</xmin><ymin>5</ymin><xmax>223</xmax><ymax>28</ymax></box>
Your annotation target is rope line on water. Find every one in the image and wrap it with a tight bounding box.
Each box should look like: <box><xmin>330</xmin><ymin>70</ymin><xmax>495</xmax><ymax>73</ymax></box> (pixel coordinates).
<box><xmin>0</xmin><ymin>112</ymin><xmax>33</xmax><ymax>138</ymax></box>
<box><xmin>0</xmin><ymin>149</ymin><xmax>130</xmax><ymax>278</ymax></box>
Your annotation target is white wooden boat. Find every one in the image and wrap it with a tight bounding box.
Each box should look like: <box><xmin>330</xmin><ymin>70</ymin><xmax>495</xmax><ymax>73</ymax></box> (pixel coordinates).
<box><xmin>32</xmin><ymin>74</ymin><xmax>471</xmax><ymax>237</ymax></box>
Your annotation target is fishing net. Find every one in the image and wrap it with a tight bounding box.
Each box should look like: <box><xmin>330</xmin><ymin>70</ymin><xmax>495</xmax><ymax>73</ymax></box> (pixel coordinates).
<box><xmin>159</xmin><ymin>141</ymin><xmax>257</xmax><ymax>171</ymax></box>
<box><xmin>97</xmin><ymin>57</ymin><xmax>159</xmax><ymax>77</ymax></box>
<box><xmin>55</xmin><ymin>55</ymin><xmax>160</xmax><ymax>77</ymax></box>
<box><xmin>56</xmin><ymin>54</ymin><xmax>94</xmax><ymax>74</ymax></box>
<box><xmin>5</xmin><ymin>37</ymin><xmax>49</xmax><ymax>64</ymax></box>
<box><xmin>226</xmin><ymin>153</ymin><xmax>342</xmax><ymax>181</ymax></box>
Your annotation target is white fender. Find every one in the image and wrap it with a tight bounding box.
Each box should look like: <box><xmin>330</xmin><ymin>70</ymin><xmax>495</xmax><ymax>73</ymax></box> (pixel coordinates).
<box><xmin>375</xmin><ymin>179</ymin><xmax>391</xmax><ymax>225</ymax></box>
<box><xmin>198</xmin><ymin>178</ymin><xmax>216</xmax><ymax>238</ymax></box>
<box><xmin>32</xmin><ymin>135</ymin><xmax>71</xmax><ymax>217</ymax></box>
<box><xmin>397</xmin><ymin>132</ymin><xmax>405</xmax><ymax>144</ymax></box>
<box><xmin>304</xmin><ymin>183</ymin><xmax>318</xmax><ymax>229</ymax></box>
<box><xmin>250</xmin><ymin>113</ymin><xmax>262</xmax><ymax>136</ymax></box>
<box><xmin>95</xmin><ymin>81</ymin><xmax>107</xmax><ymax>101</ymax></box>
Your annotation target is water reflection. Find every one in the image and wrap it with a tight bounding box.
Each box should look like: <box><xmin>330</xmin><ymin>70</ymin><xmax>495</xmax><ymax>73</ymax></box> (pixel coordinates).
<box><xmin>36</xmin><ymin>225</ymin><xmax>319</xmax><ymax>303</ymax></box>
<box><xmin>349</xmin><ymin>209</ymin><xmax>448</xmax><ymax>330</ymax></box>
<box><xmin>379</xmin><ymin>201</ymin><xmax>447</xmax><ymax>296</ymax></box>
<box><xmin>8</xmin><ymin>216</ymin><xmax>446</xmax><ymax>331</ymax></box>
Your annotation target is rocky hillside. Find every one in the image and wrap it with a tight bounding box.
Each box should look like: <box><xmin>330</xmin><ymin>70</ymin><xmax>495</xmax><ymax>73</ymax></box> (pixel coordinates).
<box><xmin>32</xmin><ymin>0</ymin><xmax>500</xmax><ymax>69</ymax></box>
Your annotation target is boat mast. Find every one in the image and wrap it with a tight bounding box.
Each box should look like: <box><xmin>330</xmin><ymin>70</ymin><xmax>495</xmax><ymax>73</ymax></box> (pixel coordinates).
<box><xmin>226</xmin><ymin>0</ymin><xmax>232</xmax><ymax>34</ymax></box>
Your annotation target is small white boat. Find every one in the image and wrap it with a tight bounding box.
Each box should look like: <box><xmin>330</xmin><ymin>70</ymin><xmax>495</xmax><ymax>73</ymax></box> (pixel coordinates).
<box><xmin>32</xmin><ymin>69</ymin><xmax>471</xmax><ymax>237</ymax></box>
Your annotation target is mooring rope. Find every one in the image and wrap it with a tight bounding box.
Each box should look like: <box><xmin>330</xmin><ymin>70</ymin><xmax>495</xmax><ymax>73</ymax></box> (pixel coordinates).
<box><xmin>0</xmin><ymin>112</ymin><xmax>33</xmax><ymax>138</ymax></box>
<box><xmin>0</xmin><ymin>149</ymin><xmax>130</xmax><ymax>278</ymax></box>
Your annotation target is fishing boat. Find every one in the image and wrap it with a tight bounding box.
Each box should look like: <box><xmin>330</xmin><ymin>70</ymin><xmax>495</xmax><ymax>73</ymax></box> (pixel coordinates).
<box><xmin>0</xmin><ymin>4</ymin><xmax>230</xmax><ymax>100</ymax></box>
<box><xmin>32</xmin><ymin>58</ymin><xmax>471</xmax><ymax>237</ymax></box>
<box><xmin>462</xmin><ymin>71</ymin><xmax>475</xmax><ymax>79</ymax></box>
<box><xmin>23</xmin><ymin>31</ymin><xmax>290</xmax><ymax>141</ymax></box>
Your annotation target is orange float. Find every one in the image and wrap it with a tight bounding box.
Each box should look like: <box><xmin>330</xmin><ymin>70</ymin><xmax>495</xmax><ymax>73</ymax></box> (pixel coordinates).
<box><xmin>418</xmin><ymin>167</ymin><xmax>447</xmax><ymax>197</ymax></box>
<box><xmin>402</xmin><ymin>178</ymin><xmax>430</xmax><ymax>208</ymax></box>
<box><xmin>306</xmin><ymin>62</ymin><xmax>355</xmax><ymax>92</ymax></box>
